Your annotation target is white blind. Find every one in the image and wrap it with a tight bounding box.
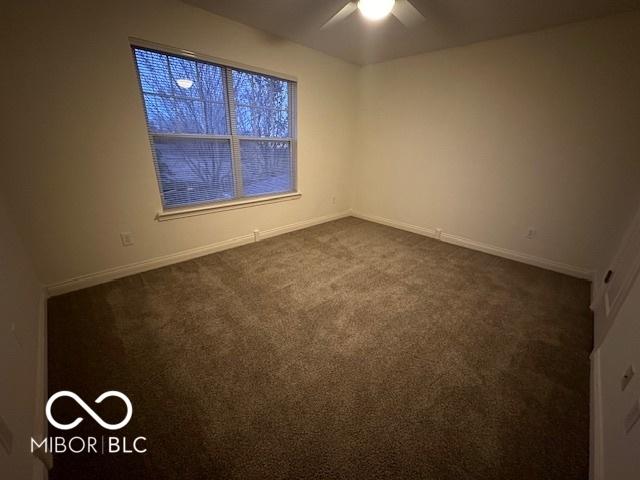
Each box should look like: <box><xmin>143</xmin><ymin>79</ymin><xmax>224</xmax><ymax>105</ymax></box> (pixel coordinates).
<box><xmin>132</xmin><ymin>46</ymin><xmax>296</xmax><ymax>209</ymax></box>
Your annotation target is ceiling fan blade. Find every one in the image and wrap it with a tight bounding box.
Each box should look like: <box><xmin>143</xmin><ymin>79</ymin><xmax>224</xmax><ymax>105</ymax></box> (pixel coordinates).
<box><xmin>392</xmin><ymin>0</ymin><xmax>426</xmax><ymax>28</ymax></box>
<box><xmin>321</xmin><ymin>1</ymin><xmax>358</xmax><ymax>30</ymax></box>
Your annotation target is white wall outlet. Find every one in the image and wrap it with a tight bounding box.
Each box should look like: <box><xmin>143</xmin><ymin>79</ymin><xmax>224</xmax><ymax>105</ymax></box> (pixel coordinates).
<box><xmin>622</xmin><ymin>365</ymin><xmax>635</xmax><ymax>391</ymax></box>
<box><xmin>435</xmin><ymin>228</ymin><xmax>443</xmax><ymax>240</ymax></box>
<box><xmin>526</xmin><ymin>227</ymin><xmax>537</xmax><ymax>239</ymax></box>
<box><xmin>0</xmin><ymin>415</ymin><xmax>13</xmax><ymax>455</ymax></box>
<box><xmin>253</xmin><ymin>229</ymin><xmax>260</xmax><ymax>242</ymax></box>
<box><xmin>624</xmin><ymin>399</ymin><xmax>640</xmax><ymax>434</ymax></box>
<box><xmin>120</xmin><ymin>232</ymin><xmax>134</xmax><ymax>247</ymax></box>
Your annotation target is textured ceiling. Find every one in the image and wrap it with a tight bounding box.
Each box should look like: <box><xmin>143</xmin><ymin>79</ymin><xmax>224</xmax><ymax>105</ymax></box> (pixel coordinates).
<box><xmin>183</xmin><ymin>0</ymin><xmax>640</xmax><ymax>64</ymax></box>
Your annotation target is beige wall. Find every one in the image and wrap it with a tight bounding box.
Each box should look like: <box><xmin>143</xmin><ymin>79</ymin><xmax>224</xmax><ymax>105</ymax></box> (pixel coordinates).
<box><xmin>0</xmin><ymin>0</ymin><xmax>358</xmax><ymax>287</ymax></box>
<box><xmin>353</xmin><ymin>12</ymin><xmax>640</xmax><ymax>274</ymax></box>
<box><xmin>2</xmin><ymin>2</ymin><xmax>640</xmax><ymax>288</ymax></box>
<box><xmin>0</xmin><ymin>195</ymin><xmax>44</xmax><ymax>480</ymax></box>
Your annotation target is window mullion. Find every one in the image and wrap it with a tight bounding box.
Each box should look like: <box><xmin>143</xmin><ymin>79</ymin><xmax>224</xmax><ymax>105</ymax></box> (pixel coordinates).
<box><xmin>225</xmin><ymin>67</ymin><xmax>243</xmax><ymax>198</ymax></box>
<box><xmin>288</xmin><ymin>81</ymin><xmax>297</xmax><ymax>193</ymax></box>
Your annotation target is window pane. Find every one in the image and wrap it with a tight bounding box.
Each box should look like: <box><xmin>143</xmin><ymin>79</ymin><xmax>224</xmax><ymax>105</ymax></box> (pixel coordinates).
<box><xmin>240</xmin><ymin>140</ymin><xmax>292</xmax><ymax>197</ymax></box>
<box><xmin>133</xmin><ymin>45</ymin><xmax>296</xmax><ymax>209</ymax></box>
<box><xmin>232</xmin><ymin>70</ymin><xmax>288</xmax><ymax>109</ymax></box>
<box><xmin>134</xmin><ymin>49</ymin><xmax>172</xmax><ymax>95</ymax></box>
<box><xmin>168</xmin><ymin>56</ymin><xmax>200</xmax><ymax>98</ymax></box>
<box><xmin>133</xmin><ymin>48</ymin><xmax>229</xmax><ymax>135</ymax></box>
<box><xmin>204</xmin><ymin>102</ymin><xmax>230</xmax><ymax>136</ymax></box>
<box><xmin>199</xmin><ymin>63</ymin><xmax>226</xmax><ymax>104</ymax></box>
<box><xmin>142</xmin><ymin>94</ymin><xmax>206</xmax><ymax>134</ymax></box>
<box><xmin>153</xmin><ymin>137</ymin><xmax>235</xmax><ymax>208</ymax></box>
<box><xmin>141</xmin><ymin>94</ymin><xmax>228</xmax><ymax>135</ymax></box>
<box><xmin>233</xmin><ymin>70</ymin><xmax>289</xmax><ymax>137</ymax></box>
<box><xmin>236</xmin><ymin>106</ymin><xmax>288</xmax><ymax>137</ymax></box>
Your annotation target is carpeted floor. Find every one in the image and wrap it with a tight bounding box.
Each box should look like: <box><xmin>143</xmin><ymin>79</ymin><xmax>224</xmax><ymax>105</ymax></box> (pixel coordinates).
<box><xmin>47</xmin><ymin>217</ymin><xmax>593</xmax><ymax>479</ymax></box>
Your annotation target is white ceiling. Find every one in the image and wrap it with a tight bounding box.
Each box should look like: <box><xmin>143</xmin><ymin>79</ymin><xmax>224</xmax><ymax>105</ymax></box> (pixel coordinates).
<box><xmin>183</xmin><ymin>0</ymin><xmax>640</xmax><ymax>65</ymax></box>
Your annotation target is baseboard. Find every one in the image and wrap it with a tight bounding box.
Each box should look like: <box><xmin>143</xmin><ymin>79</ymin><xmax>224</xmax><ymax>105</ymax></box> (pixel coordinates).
<box><xmin>47</xmin><ymin>208</ymin><xmax>592</xmax><ymax>294</ymax></box>
<box><xmin>441</xmin><ymin>231</ymin><xmax>593</xmax><ymax>279</ymax></box>
<box><xmin>32</xmin><ymin>291</ymin><xmax>49</xmax><ymax>479</ymax></box>
<box><xmin>47</xmin><ymin>234</ymin><xmax>254</xmax><ymax>296</ymax></box>
<box><xmin>352</xmin><ymin>211</ymin><xmax>593</xmax><ymax>280</ymax></box>
<box><xmin>590</xmin><ymin>347</ymin><xmax>604</xmax><ymax>480</ymax></box>
<box><xmin>259</xmin><ymin>210</ymin><xmax>351</xmax><ymax>240</ymax></box>
<box><xmin>46</xmin><ymin>210</ymin><xmax>350</xmax><ymax>296</ymax></box>
<box><xmin>351</xmin><ymin>212</ymin><xmax>438</xmax><ymax>239</ymax></box>
<box><xmin>34</xmin><ymin>292</ymin><xmax>47</xmax><ymax>438</ymax></box>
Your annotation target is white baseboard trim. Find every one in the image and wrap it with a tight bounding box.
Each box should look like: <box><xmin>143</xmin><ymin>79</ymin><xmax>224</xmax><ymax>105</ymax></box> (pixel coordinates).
<box><xmin>351</xmin><ymin>211</ymin><xmax>439</xmax><ymax>239</ymax></box>
<box><xmin>590</xmin><ymin>347</ymin><xmax>604</xmax><ymax>480</ymax></box>
<box><xmin>352</xmin><ymin>211</ymin><xmax>593</xmax><ymax>280</ymax></box>
<box><xmin>47</xmin><ymin>208</ymin><xmax>592</xmax><ymax>294</ymax></box>
<box><xmin>441</xmin><ymin>231</ymin><xmax>593</xmax><ymax>279</ymax></box>
<box><xmin>47</xmin><ymin>234</ymin><xmax>254</xmax><ymax>296</ymax></box>
<box><xmin>32</xmin><ymin>291</ymin><xmax>49</xmax><ymax>479</ymax></box>
<box><xmin>47</xmin><ymin>210</ymin><xmax>351</xmax><ymax>296</ymax></box>
<box><xmin>259</xmin><ymin>210</ymin><xmax>350</xmax><ymax>240</ymax></box>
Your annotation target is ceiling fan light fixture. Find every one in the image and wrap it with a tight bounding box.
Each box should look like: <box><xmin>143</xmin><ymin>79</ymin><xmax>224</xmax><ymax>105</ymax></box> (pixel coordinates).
<box><xmin>176</xmin><ymin>78</ymin><xmax>194</xmax><ymax>89</ymax></box>
<box><xmin>358</xmin><ymin>0</ymin><xmax>395</xmax><ymax>21</ymax></box>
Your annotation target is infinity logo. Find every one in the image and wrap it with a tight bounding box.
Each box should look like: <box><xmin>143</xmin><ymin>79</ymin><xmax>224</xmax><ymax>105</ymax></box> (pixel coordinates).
<box><xmin>46</xmin><ymin>391</ymin><xmax>133</xmax><ymax>431</ymax></box>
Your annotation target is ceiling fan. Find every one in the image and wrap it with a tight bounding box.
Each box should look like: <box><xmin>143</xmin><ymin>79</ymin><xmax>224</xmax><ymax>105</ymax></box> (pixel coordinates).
<box><xmin>321</xmin><ymin>0</ymin><xmax>425</xmax><ymax>29</ymax></box>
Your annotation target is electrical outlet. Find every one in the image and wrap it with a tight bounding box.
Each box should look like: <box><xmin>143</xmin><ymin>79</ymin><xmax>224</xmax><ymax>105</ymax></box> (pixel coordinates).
<box><xmin>253</xmin><ymin>229</ymin><xmax>260</xmax><ymax>242</ymax></box>
<box><xmin>0</xmin><ymin>415</ymin><xmax>13</xmax><ymax>455</ymax></box>
<box><xmin>624</xmin><ymin>400</ymin><xmax>640</xmax><ymax>434</ymax></box>
<box><xmin>622</xmin><ymin>365</ymin><xmax>635</xmax><ymax>391</ymax></box>
<box><xmin>120</xmin><ymin>232</ymin><xmax>134</xmax><ymax>247</ymax></box>
<box><xmin>526</xmin><ymin>228</ymin><xmax>536</xmax><ymax>240</ymax></box>
<box><xmin>435</xmin><ymin>228</ymin><xmax>443</xmax><ymax>240</ymax></box>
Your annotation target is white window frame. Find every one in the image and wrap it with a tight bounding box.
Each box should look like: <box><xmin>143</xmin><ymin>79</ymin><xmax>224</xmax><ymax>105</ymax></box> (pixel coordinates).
<box><xmin>130</xmin><ymin>38</ymin><xmax>299</xmax><ymax>221</ymax></box>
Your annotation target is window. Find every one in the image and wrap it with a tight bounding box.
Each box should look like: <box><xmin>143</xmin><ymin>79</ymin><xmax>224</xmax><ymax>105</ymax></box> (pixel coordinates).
<box><xmin>131</xmin><ymin>45</ymin><xmax>297</xmax><ymax>211</ymax></box>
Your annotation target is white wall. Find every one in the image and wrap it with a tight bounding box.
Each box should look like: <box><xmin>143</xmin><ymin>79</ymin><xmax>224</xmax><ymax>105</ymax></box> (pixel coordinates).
<box><xmin>0</xmin><ymin>195</ymin><xmax>45</xmax><ymax>480</ymax></box>
<box><xmin>0</xmin><ymin>0</ymin><xmax>358</xmax><ymax>288</ymax></box>
<box><xmin>596</xmin><ymin>267</ymin><xmax>640</xmax><ymax>479</ymax></box>
<box><xmin>353</xmin><ymin>12</ymin><xmax>640</xmax><ymax>275</ymax></box>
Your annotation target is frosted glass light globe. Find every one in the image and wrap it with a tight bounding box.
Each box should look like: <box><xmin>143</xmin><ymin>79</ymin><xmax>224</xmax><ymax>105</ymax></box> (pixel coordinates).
<box><xmin>358</xmin><ymin>0</ymin><xmax>395</xmax><ymax>21</ymax></box>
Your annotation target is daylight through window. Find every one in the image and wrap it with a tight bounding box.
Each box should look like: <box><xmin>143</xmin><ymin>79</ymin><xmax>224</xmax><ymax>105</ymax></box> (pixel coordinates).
<box><xmin>132</xmin><ymin>46</ymin><xmax>297</xmax><ymax>210</ymax></box>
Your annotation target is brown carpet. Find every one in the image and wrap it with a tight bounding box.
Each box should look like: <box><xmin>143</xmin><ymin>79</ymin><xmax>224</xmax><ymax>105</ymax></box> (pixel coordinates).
<box><xmin>47</xmin><ymin>217</ymin><xmax>592</xmax><ymax>479</ymax></box>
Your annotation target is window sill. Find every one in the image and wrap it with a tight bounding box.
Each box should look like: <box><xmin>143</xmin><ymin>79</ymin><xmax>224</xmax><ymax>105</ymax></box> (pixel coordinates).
<box><xmin>156</xmin><ymin>192</ymin><xmax>302</xmax><ymax>222</ymax></box>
